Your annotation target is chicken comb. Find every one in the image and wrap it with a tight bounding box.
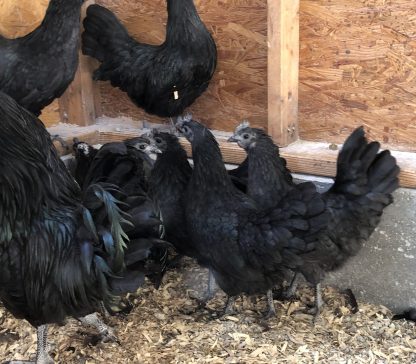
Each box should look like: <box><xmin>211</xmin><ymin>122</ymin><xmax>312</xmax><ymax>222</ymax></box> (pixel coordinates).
<box><xmin>235</xmin><ymin>120</ymin><xmax>250</xmax><ymax>133</ymax></box>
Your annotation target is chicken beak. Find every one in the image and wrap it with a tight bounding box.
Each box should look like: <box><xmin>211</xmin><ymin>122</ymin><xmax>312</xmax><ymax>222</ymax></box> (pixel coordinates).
<box><xmin>227</xmin><ymin>135</ymin><xmax>238</xmax><ymax>143</ymax></box>
<box><xmin>145</xmin><ymin>144</ymin><xmax>162</xmax><ymax>154</ymax></box>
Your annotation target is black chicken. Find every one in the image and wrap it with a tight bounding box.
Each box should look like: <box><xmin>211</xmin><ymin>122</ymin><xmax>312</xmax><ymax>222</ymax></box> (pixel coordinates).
<box><xmin>228</xmin><ymin>121</ymin><xmax>293</xmax><ymax>211</ymax></box>
<box><xmin>0</xmin><ymin>0</ymin><xmax>84</xmax><ymax>116</ymax></box>
<box><xmin>0</xmin><ymin>91</ymin><xmax>162</xmax><ymax>363</ymax></box>
<box><xmin>73</xmin><ymin>137</ymin><xmax>169</xmax><ymax>289</ymax></box>
<box><xmin>79</xmin><ymin>137</ymin><xmax>157</xmax><ymax>192</ymax></box>
<box><xmin>147</xmin><ymin>129</ymin><xmax>250</xmax><ymax>301</ymax></box>
<box><xmin>175</xmin><ymin>116</ymin><xmax>330</xmax><ymax>317</ymax></box>
<box><xmin>228</xmin><ymin>122</ymin><xmax>400</xmax><ymax>315</ymax></box>
<box><xmin>82</xmin><ymin>1</ymin><xmax>217</xmax><ymax>117</ymax></box>
<box><xmin>147</xmin><ymin>130</ymin><xmax>194</xmax><ymax>257</ymax></box>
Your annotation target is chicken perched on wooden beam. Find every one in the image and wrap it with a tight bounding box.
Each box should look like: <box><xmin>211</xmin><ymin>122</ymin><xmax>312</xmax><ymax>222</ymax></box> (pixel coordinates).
<box><xmin>0</xmin><ymin>0</ymin><xmax>85</xmax><ymax>116</ymax></box>
<box><xmin>82</xmin><ymin>0</ymin><xmax>217</xmax><ymax>118</ymax></box>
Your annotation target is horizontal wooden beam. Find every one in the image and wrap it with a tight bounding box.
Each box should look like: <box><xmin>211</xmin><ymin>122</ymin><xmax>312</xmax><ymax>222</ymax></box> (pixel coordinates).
<box><xmin>50</xmin><ymin>127</ymin><xmax>416</xmax><ymax>189</ymax></box>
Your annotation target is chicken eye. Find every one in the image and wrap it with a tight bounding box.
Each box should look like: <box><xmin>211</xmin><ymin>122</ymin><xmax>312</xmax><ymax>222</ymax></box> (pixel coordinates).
<box><xmin>155</xmin><ymin>138</ymin><xmax>162</xmax><ymax>144</ymax></box>
<box><xmin>139</xmin><ymin>144</ymin><xmax>146</xmax><ymax>150</ymax></box>
<box><xmin>243</xmin><ymin>134</ymin><xmax>249</xmax><ymax>139</ymax></box>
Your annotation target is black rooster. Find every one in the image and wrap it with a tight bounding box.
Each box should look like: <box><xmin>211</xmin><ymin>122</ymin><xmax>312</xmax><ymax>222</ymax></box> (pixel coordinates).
<box><xmin>228</xmin><ymin>122</ymin><xmax>400</xmax><ymax>316</ymax></box>
<box><xmin>0</xmin><ymin>91</ymin><xmax>161</xmax><ymax>362</ymax></box>
<box><xmin>175</xmin><ymin>116</ymin><xmax>329</xmax><ymax>317</ymax></box>
<box><xmin>0</xmin><ymin>0</ymin><xmax>84</xmax><ymax>116</ymax></box>
<box><xmin>82</xmin><ymin>1</ymin><xmax>217</xmax><ymax>117</ymax></box>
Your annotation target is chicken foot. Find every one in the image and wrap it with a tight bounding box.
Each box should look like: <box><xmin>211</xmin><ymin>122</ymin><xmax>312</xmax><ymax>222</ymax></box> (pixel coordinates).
<box><xmin>274</xmin><ymin>273</ymin><xmax>299</xmax><ymax>301</ymax></box>
<box><xmin>7</xmin><ymin>325</ymin><xmax>53</xmax><ymax>364</ymax></box>
<box><xmin>79</xmin><ymin>313</ymin><xmax>119</xmax><ymax>343</ymax></box>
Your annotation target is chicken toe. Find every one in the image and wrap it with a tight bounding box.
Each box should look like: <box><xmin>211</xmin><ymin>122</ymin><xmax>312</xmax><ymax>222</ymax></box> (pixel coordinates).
<box><xmin>79</xmin><ymin>313</ymin><xmax>119</xmax><ymax>343</ymax></box>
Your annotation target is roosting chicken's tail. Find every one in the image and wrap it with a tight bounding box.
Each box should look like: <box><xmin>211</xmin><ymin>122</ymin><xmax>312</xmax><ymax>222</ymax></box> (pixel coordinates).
<box><xmin>329</xmin><ymin>126</ymin><xmax>400</xmax><ymax>222</ymax></box>
<box><xmin>82</xmin><ymin>4</ymin><xmax>133</xmax><ymax>80</ymax></box>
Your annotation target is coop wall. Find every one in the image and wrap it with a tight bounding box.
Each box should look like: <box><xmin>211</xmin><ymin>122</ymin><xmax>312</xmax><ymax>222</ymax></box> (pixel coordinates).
<box><xmin>1</xmin><ymin>0</ymin><xmax>416</xmax><ymax>152</ymax></box>
<box><xmin>299</xmin><ymin>0</ymin><xmax>416</xmax><ymax>152</ymax></box>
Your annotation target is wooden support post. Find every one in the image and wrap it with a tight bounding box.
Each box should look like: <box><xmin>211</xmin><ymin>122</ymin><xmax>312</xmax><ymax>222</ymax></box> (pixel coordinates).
<box><xmin>58</xmin><ymin>0</ymin><xmax>100</xmax><ymax>126</ymax></box>
<box><xmin>267</xmin><ymin>0</ymin><xmax>299</xmax><ymax>146</ymax></box>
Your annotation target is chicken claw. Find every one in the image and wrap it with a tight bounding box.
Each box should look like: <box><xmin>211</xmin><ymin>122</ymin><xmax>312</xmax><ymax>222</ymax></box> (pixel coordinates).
<box><xmin>79</xmin><ymin>313</ymin><xmax>119</xmax><ymax>344</ymax></box>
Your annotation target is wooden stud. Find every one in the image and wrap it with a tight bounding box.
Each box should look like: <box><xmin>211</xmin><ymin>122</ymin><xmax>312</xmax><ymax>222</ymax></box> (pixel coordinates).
<box><xmin>267</xmin><ymin>0</ymin><xmax>300</xmax><ymax>146</ymax></box>
<box><xmin>58</xmin><ymin>0</ymin><xmax>101</xmax><ymax>126</ymax></box>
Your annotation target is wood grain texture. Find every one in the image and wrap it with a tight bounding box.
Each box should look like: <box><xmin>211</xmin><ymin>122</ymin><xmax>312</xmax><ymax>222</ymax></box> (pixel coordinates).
<box><xmin>268</xmin><ymin>0</ymin><xmax>299</xmax><ymax>146</ymax></box>
<box><xmin>299</xmin><ymin>0</ymin><xmax>416</xmax><ymax>151</ymax></box>
<box><xmin>0</xmin><ymin>0</ymin><xmax>49</xmax><ymax>37</ymax></box>
<box><xmin>0</xmin><ymin>0</ymin><xmax>60</xmax><ymax>124</ymax></box>
<box><xmin>95</xmin><ymin>0</ymin><xmax>268</xmax><ymax>131</ymax></box>
<box><xmin>58</xmin><ymin>0</ymin><xmax>100</xmax><ymax>126</ymax></box>
<box><xmin>40</xmin><ymin>100</ymin><xmax>60</xmax><ymax>127</ymax></box>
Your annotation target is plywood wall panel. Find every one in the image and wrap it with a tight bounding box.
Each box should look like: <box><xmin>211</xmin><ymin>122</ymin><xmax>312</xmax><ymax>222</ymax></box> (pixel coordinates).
<box><xmin>299</xmin><ymin>0</ymin><xmax>416</xmax><ymax>151</ymax></box>
<box><xmin>0</xmin><ymin>0</ymin><xmax>60</xmax><ymax>126</ymax></box>
<box><xmin>96</xmin><ymin>0</ymin><xmax>268</xmax><ymax>131</ymax></box>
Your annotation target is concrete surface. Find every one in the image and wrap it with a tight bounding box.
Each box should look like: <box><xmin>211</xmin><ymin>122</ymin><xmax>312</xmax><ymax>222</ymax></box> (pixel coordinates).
<box><xmin>296</xmin><ymin>175</ymin><xmax>416</xmax><ymax>313</ymax></box>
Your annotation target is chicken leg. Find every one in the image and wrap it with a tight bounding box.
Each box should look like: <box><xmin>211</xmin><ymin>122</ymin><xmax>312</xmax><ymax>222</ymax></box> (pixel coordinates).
<box><xmin>274</xmin><ymin>273</ymin><xmax>300</xmax><ymax>301</ymax></box>
<box><xmin>264</xmin><ymin>290</ymin><xmax>276</xmax><ymax>319</ymax></box>
<box><xmin>79</xmin><ymin>313</ymin><xmax>118</xmax><ymax>343</ymax></box>
<box><xmin>224</xmin><ymin>296</ymin><xmax>236</xmax><ymax>315</ymax></box>
<box><xmin>304</xmin><ymin>283</ymin><xmax>323</xmax><ymax>323</ymax></box>
<box><xmin>7</xmin><ymin>325</ymin><xmax>53</xmax><ymax>364</ymax></box>
<box><xmin>204</xmin><ymin>268</ymin><xmax>217</xmax><ymax>302</ymax></box>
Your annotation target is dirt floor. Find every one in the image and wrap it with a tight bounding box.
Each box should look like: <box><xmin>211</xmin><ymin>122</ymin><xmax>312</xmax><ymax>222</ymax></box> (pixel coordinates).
<box><xmin>1</xmin><ymin>259</ymin><xmax>415</xmax><ymax>364</ymax></box>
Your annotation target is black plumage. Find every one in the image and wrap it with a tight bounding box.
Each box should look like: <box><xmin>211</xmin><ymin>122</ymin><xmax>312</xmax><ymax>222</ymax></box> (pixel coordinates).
<box><xmin>0</xmin><ymin>0</ymin><xmax>84</xmax><ymax>116</ymax></box>
<box><xmin>175</xmin><ymin>116</ymin><xmax>329</xmax><ymax>316</ymax></box>
<box><xmin>81</xmin><ymin>1</ymin><xmax>217</xmax><ymax>117</ymax></box>
<box><xmin>147</xmin><ymin>131</ymin><xmax>195</xmax><ymax>258</ymax></box>
<box><xmin>73</xmin><ymin>136</ymin><xmax>169</xmax><ymax>289</ymax></box>
<box><xmin>392</xmin><ymin>308</ymin><xmax>416</xmax><ymax>323</ymax></box>
<box><xmin>0</xmin><ymin>92</ymin><xmax>162</xmax><ymax>361</ymax></box>
<box><xmin>80</xmin><ymin>137</ymin><xmax>155</xmax><ymax>193</ymax></box>
<box><xmin>228</xmin><ymin>122</ymin><xmax>400</xmax><ymax>314</ymax></box>
<box><xmin>228</xmin><ymin>121</ymin><xmax>293</xmax><ymax>210</ymax></box>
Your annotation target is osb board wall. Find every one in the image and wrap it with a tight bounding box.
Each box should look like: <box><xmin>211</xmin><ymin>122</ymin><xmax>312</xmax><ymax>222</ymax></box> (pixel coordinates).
<box><xmin>299</xmin><ymin>0</ymin><xmax>416</xmax><ymax>151</ymax></box>
<box><xmin>0</xmin><ymin>0</ymin><xmax>60</xmax><ymax>127</ymax></box>
<box><xmin>96</xmin><ymin>0</ymin><xmax>268</xmax><ymax>131</ymax></box>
